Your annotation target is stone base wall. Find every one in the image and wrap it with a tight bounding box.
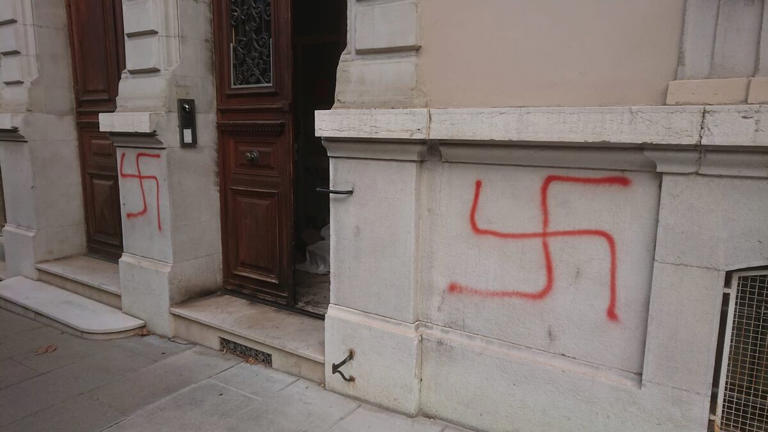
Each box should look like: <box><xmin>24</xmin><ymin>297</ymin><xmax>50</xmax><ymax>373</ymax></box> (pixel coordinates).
<box><xmin>317</xmin><ymin>105</ymin><xmax>768</xmax><ymax>432</ymax></box>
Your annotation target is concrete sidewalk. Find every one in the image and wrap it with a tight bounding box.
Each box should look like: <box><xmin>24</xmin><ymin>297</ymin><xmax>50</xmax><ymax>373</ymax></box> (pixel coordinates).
<box><xmin>0</xmin><ymin>308</ymin><xmax>469</xmax><ymax>432</ymax></box>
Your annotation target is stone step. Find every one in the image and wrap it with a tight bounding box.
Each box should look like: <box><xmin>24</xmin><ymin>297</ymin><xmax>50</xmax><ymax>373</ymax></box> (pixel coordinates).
<box><xmin>0</xmin><ymin>276</ymin><xmax>144</xmax><ymax>339</ymax></box>
<box><xmin>36</xmin><ymin>255</ymin><xmax>121</xmax><ymax>308</ymax></box>
<box><xmin>171</xmin><ymin>293</ymin><xmax>324</xmax><ymax>383</ymax></box>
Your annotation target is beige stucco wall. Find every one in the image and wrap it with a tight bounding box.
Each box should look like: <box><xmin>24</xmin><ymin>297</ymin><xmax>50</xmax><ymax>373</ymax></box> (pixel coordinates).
<box><xmin>418</xmin><ymin>0</ymin><xmax>685</xmax><ymax>107</ymax></box>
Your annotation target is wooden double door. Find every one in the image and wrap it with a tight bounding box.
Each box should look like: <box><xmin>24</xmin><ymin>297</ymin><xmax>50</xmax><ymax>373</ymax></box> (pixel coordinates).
<box><xmin>66</xmin><ymin>0</ymin><xmax>125</xmax><ymax>260</ymax></box>
<box><xmin>214</xmin><ymin>0</ymin><xmax>344</xmax><ymax>307</ymax></box>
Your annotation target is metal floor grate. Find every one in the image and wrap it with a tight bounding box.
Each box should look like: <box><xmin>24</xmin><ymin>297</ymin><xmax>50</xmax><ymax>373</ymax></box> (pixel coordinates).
<box><xmin>718</xmin><ymin>273</ymin><xmax>768</xmax><ymax>432</ymax></box>
<box><xmin>220</xmin><ymin>337</ymin><xmax>273</xmax><ymax>367</ymax></box>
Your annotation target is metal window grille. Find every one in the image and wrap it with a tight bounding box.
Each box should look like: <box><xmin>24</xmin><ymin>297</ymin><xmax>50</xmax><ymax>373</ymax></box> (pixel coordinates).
<box><xmin>716</xmin><ymin>271</ymin><xmax>768</xmax><ymax>432</ymax></box>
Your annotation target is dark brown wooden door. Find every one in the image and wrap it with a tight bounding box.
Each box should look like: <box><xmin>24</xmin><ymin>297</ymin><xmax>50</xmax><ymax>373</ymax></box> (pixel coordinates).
<box><xmin>214</xmin><ymin>0</ymin><xmax>295</xmax><ymax>304</ymax></box>
<box><xmin>66</xmin><ymin>0</ymin><xmax>125</xmax><ymax>260</ymax></box>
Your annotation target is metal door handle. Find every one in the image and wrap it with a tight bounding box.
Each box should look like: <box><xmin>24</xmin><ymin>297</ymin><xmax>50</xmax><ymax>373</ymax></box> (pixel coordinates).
<box><xmin>316</xmin><ymin>187</ymin><xmax>353</xmax><ymax>196</ymax></box>
<box><xmin>245</xmin><ymin>150</ymin><xmax>259</xmax><ymax>162</ymax></box>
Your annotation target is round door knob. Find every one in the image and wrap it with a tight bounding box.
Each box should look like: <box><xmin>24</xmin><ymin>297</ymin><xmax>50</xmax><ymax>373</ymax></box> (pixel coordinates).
<box><xmin>244</xmin><ymin>150</ymin><xmax>260</xmax><ymax>162</ymax></box>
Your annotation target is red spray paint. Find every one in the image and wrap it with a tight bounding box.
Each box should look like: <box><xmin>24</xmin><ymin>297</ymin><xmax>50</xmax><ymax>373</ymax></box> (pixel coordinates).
<box><xmin>447</xmin><ymin>175</ymin><xmax>631</xmax><ymax>321</ymax></box>
<box><xmin>119</xmin><ymin>152</ymin><xmax>162</xmax><ymax>231</ymax></box>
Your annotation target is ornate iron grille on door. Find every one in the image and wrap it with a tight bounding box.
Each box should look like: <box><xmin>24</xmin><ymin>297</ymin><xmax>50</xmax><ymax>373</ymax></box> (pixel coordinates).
<box><xmin>230</xmin><ymin>0</ymin><xmax>272</xmax><ymax>87</ymax></box>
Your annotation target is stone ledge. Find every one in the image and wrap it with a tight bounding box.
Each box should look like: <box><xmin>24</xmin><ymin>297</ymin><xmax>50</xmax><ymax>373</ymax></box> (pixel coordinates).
<box><xmin>315</xmin><ymin>108</ymin><xmax>427</xmax><ymax>140</ymax></box>
<box><xmin>100</xmin><ymin>112</ymin><xmax>164</xmax><ymax>134</ymax></box>
<box><xmin>666</xmin><ymin>78</ymin><xmax>750</xmax><ymax>105</ymax></box>
<box><xmin>316</xmin><ymin>105</ymin><xmax>768</xmax><ymax>148</ymax></box>
<box><xmin>0</xmin><ymin>113</ymin><xmax>24</xmax><ymax>141</ymax></box>
<box><xmin>430</xmin><ymin>106</ymin><xmax>704</xmax><ymax>145</ymax></box>
<box><xmin>316</xmin><ymin>106</ymin><xmax>768</xmax><ymax>175</ymax></box>
<box><xmin>701</xmin><ymin>105</ymin><xmax>768</xmax><ymax>147</ymax></box>
<box><xmin>749</xmin><ymin>77</ymin><xmax>768</xmax><ymax>104</ymax></box>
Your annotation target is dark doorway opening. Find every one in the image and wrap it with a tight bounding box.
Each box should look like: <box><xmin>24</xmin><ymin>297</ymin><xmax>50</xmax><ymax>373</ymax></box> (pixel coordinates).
<box><xmin>292</xmin><ymin>0</ymin><xmax>346</xmax><ymax>316</ymax></box>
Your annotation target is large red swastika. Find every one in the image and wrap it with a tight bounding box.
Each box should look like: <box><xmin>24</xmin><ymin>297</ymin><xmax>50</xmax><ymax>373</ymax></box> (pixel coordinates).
<box><xmin>447</xmin><ymin>175</ymin><xmax>631</xmax><ymax>322</ymax></box>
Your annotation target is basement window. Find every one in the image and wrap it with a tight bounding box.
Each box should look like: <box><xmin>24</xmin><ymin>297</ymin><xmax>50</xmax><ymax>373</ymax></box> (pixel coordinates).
<box><xmin>714</xmin><ymin>270</ymin><xmax>768</xmax><ymax>432</ymax></box>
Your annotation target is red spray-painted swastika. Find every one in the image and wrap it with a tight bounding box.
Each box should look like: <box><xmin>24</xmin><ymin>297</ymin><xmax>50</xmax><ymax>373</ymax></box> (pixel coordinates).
<box><xmin>447</xmin><ymin>175</ymin><xmax>631</xmax><ymax>322</ymax></box>
<box><xmin>119</xmin><ymin>152</ymin><xmax>162</xmax><ymax>231</ymax></box>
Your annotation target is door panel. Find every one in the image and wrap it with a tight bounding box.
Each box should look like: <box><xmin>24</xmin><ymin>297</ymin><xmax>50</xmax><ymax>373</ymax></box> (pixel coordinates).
<box><xmin>218</xmin><ymin>119</ymin><xmax>294</xmax><ymax>303</ymax></box>
<box><xmin>67</xmin><ymin>0</ymin><xmax>123</xmax><ymax>109</ymax></box>
<box><xmin>231</xmin><ymin>189</ymin><xmax>280</xmax><ymax>276</ymax></box>
<box><xmin>78</xmin><ymin>126</ymin><xmax>123</xmax><ymax>257</ymax></box>
<box><xmin>67</xmin><ymin>0</ymin><xmax>125</xmax><ymax>260</ymax></box>
<box><xmin>87</xmin><ymin>174</ymin><xmax>122</xmax><ymax>244</ymax></box>
<box><xmin>215</xmin><ymin>0</ymin><xmax>295</xmax><ymax>304</ymax></box>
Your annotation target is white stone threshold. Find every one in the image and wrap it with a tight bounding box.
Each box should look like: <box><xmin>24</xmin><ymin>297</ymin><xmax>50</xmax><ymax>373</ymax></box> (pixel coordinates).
<box><xmin>0</xmin><ymin>276</ymin><xmax>144</xmax><ymax>338</ymax></box>
<box><xmin>171</xmin><ymin>293</ymin><xmax>324</xmax><ymax>363</ymax></box>
<box><xmin>35</xmin><ymin>255</ymin><xmax>121</xmax><ymax>309</ymax></box>
<box><xmin>36</xmin><ymin>255</ymin><xmax>120</xmax><ymax>296</ymax></box>
<box><xmin>171</xmin><ymin>293</ymin><xmax>325</xmax><ymax>383</ymax></box>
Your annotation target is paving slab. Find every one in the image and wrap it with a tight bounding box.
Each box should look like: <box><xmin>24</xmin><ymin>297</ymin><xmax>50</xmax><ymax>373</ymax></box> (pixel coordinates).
<box><xmin>14</xmin><ymin>337</ymin><xmax>157</xmax><ymax>377</ymax></box>
<box><xmin>210</xmin><ymin>362</ymin><xmax>298</xmax><ymax>398</ymax></box>
<box><xmin>220</xmin><ymin>378</ymin><xmax>361</xmax><ymax>432</ymax></box>
<box><xmin>0</xmin><ymin>277</ymin><xmax>143</xmax><ymax>334</ymax></box>
<box><xmin>0</xmin><ymin>308</ymin><xmax>42</xmax><ymax>336</ymax></box>
<box><xmin>102</xmin><ymin>380</ymin><xmax>260</xmax><ymax>432</ymax></box>
<box><xmin>0</xmin><ymin>326</ymin><xmax>70</xmax><ymax>361</ymax></box>
<box><xmin>87</xmin><ymin>346</ymin><xmax>241</xmax><ymax>416</ymax></box>
<box><xmin>0</xmin><ymin>351</ymin><xmax>149</xmax><ymax>426</ymax></box>
<box><xmin>0</xmin><ymin>308</ymin><xmax>472</xmax><ymax>432</ymax></box>
<box><xmin>107</xmin><ymin>335</ymin><xmax>194</xmax><ymax>363</ymax></box>
<box><xmin>0</xmin><ymin>393</ymin><xmax>124</xmax><ymax>432</ymax></box>
<box><xmin>329</xmin><ymin>405</ymin><xmax>446</xmax><ymax>432</ymax></box>
<box><xmin>0</xmin><ymin>359</ymin><xmax>38</xmax><ymax>390</ymax></box>
<box><xmin>10</xmin><ymin>331</ymin><xmax>112</xmax><ymax>374</ymax></box>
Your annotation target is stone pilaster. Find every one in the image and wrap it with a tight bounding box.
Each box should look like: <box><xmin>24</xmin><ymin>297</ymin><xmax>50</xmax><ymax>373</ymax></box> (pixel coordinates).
<box><xmin>0</xmin><ymin>0</ymin><xmax>86</xmax><ymax>278</ymax></box>
<box><xmin>100</xmin><ymin>0</ymin><xmax>220</xmax><ymax>335</ymax></box>
<box><xmin>334</xmin><ymin>0</ymin><xmax>423</xmax><ymax>108</ymax></box>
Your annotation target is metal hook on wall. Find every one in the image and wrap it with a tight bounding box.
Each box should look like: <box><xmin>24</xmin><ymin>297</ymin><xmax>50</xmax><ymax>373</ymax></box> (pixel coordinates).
<box><xmin>332</xmin><ymin>349</ymin><xmax>355</xmax><ymax>382</ymax></box>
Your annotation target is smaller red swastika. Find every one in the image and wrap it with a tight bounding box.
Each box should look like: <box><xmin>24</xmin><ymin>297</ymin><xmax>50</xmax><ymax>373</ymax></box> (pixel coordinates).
<box><xmin>119</xmin><ymin>152</ymin><xmax>162</xmax><ymax>231</ymax></box>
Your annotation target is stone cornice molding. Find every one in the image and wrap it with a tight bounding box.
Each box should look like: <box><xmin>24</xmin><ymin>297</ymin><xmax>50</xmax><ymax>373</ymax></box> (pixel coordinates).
<box><xmin>100</xmin><ymin>112</ymin><xmax>163</xmax><ymax>135</ymax></box>
<box><xmin>0</xmin><ymin>113</ymin><xmax>25</xmax><ymax>142</ymax></box>
<box><xmin>316</xmin><ymin>106</ymin><xmax>768</xmax><ymax>176</ymax></box>
<box><xmin>100</xmin><ymin>112</ymin><xmax>166</xmax><ymax>149</ymax></box>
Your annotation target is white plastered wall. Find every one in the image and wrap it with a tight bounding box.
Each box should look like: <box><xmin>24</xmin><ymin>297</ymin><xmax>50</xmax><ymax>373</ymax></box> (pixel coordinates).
<box><xmin>337</xmin><ymin>0</ymin><xmax>688</xmax><ymax>108</ymax></box>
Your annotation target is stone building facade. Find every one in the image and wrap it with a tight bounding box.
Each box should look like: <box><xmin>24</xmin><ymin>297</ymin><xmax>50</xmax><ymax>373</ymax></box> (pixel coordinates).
<box><xmin>1</xmin><ymin>1</ymin><xmax>768</xmax><ymax>431</ymax></box>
